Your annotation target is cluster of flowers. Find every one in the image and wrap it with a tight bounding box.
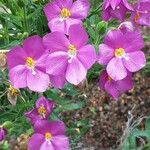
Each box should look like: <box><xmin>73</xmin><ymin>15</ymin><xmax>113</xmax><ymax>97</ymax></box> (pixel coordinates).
<box><xmin>6</xmin><ymin>0</ymin><xmax>149</xmax><ymax>99</ymax></box>
<box><xmin>98</xmin><ymin>0</ymin><xmax>149</xmax><ymax>99</ymax></box>
<box><xmin>24</xmin><ymin>96</ymin><xmax>69</xmax><ymax>150</ymax></box>
<box><xmin>2</xmin><ymin>0</ymin><xmax>149</xmax><ymax>149</ymax></box>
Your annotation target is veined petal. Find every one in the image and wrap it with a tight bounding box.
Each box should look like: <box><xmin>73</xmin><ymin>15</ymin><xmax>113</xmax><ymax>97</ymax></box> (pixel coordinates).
<box><xmin>46</xmin><ymin>51</ymin><xmax>68</xmax><ymax>75</ymax></box>
<box><xmin>27</xmin><ymin>69</ymin><xmax>50</xmax><ymax>92</ymax></box>
<box><xmin>55</xmin><ymin>0</ymin><xmax>73</xmax><ymax>9</ymax></box>
<box><xmin>110</xmin><ymin>0</ymin><xmax>121</xmax><ymax>10</ymax></box>
<box><xmin>40</xmin><ymin>141</ymin><xmax>54</xmax><ymax>150</ymax></box>
<box><xmin>43</xmin><ymin>32</ymin><xmax>69</xmax><ymax>52</ymax></box>
<box><xmin>66</xmin><ymin>57</ymin><xmax>87</xmax><ymax>85</ymax></box>
<box><xmin>44</xmin><ymin>2</ymin><xmax>60</xmax><ymax>21</ymax></box>
<box><xmin>51</xmin><ymin>135</ymin><xmax>69</xmax><ymax>150</ymax></box>
<box><xmin>104</xmin><ymin>29</ymin><xmax>125</xmax><ymax>48</ymax></box>
<box><xmin>7</xmin><ymin>46</ymin><xmax>27</xmax><ymax>69</ymax></box>
<box><xmin>77</xmin><ymin>44</ymin><xmax>96</xmax><ymax>69</ymax></box>
<box><xmin>28</xmin><ymin>133</ymin><xmax>44</xmax><ymax>150</ymax></box>
<box><xmin>123</xmin><ymin>31</ymin><xmax>144</xmax><ymax>52</ymax></box>
<box><xmin>9</xmin><ymin>65</ymin><xmax>27</xmax><ymax>88</ymax></box>
<box><xmin>98</xmin><ymin>44</ymin><xmax>114</xmax><ymax>65</ymax></box>
<box><xmin>23</xmin><ymin>35</ymin><xmax>45</xmax><ymax>59</ymax></box>
<box><xmin>48</xmin><ymin>17</ymin><xmax>66</xmax><ymax>34</ymax></box>
<box><xmin>107</xmin><ymin>57</ymin><xmax>127</xmax><ymax>81</ymax></box>
<box><xmin>65</xmin><ymin>18</ymin><xmax>82</xmax><ymax>35</ymax></box>
<box><xmin>50</xmin><ymin>74</ymin><xmax>66</xmax><ymax>89</ymax></box>
<box><xmin>68</xmin><ymin>24</ymin><xmax>88</xmax><ymax>49</ymax></box>
<box><xmin>70</xmin><ymin>0</ymin><xmax>90</xmax><ymax>19</ymax></box>
<box><xmin>123</xmin><ymin>51</ymin><xmax>146</xmax><ymax>72</ymax></box>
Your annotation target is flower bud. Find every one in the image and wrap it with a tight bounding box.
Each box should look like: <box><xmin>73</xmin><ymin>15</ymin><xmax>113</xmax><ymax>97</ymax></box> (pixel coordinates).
<box><xmin>96</xmin><ymin>21</ymin><xmax>107</xmax><ymax>34</ymax></box>
<box><xmin>2</xmin><ymin>121</ymin><xmax>13</xmax><ymax>130</ymax></box>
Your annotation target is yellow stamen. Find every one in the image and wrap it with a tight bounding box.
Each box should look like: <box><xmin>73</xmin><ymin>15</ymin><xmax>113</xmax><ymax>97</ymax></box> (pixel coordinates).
<box><xmin>26</xmin><ymin>57</ymin><xmax>35</xmax><ymax>68</ymax></box>
<box><xmin>60</xmin><ymin>8</ymin><xmax>71</xmax><ymax>18</ymax></box>
<box><xmin>114</xmin><ymin>48</ymin><xmax>125</xmax><ymax>57</ymax></box>
<box><xmin>45</xmin><ymin>132</ymin><xmax>52</xmax><ymax>140</ymax></box>
<box><xmin>134</xmin><ymin>12</ymin><xmax>140</xmax><ymax>22</ymax></box>
<box><xmin>68</xmin><ymin>44</ymin><xmax>76</xmax><ymax>56</ymax></box>
<box><xmin>9</xmin><ymin>85</ymin><xmax>18</xmax><ymax>96</ymax></box>
<box><xmin>38</xmin><ymin>106</ymin><xmax>47</xmax><ymax>116</ymax></box>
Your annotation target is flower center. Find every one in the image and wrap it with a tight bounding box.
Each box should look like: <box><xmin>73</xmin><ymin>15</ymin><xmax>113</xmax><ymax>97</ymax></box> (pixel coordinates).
<box><xmin>38</xmin><ymin>106</ymin><xmax>47</xmax><ymax>117</ymax></box>
<box><xmin>60</xmin><ymin>8</ymin><xmax>71</xmax><ymax>18</ymax></box>
<box><xmin>107</xmin><ymin>76</ymin><xmax>112</xmax><ymax>82</ymax></box>
<box><xmin>134</xmin><ymin>12</ymin><xmax>140</xmax><ymax>22</ymax></box>
<box><xmin>68</xmin><ymin>44</ymin><xmax>77</xmax><ymax>56</ymax></box>
<box><xmin>26</xmin><ymin>57</ymin><xmax>35</xmax><ymax>68</ymax></box>
<box><xmin>45</xmin><ymin>132</ymin><xmax>52</xmax><ymax>140</ymax></box>
<box><xmin>114</xmin><ymin>48</ymin><xmax>125</xmax><ymax>57</ymax></box>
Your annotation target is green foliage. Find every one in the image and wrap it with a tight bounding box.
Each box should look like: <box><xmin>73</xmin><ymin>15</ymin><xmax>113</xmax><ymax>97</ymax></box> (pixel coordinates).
<box><xmin>122</xmin><ymin>117</ymin><xmax>150</xmax><ymax>150</ymax></box>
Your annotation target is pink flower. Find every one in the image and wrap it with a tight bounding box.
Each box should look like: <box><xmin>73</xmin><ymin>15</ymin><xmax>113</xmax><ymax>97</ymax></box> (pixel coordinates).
<box><xmin>25</xmin><ymin>96</ymin><xmax>55</xmax><ymax>125</ymax></box>
<box><xmin>43</xmin><ymin>24</ymin><xmax>96</xmax><ymax>85</ymax></box>
<box><xmin>102</xmin><ymin>0</ymin><xmax>133</xmax><ymax>21</ymax></box>
<box><xmin>130</xmin><ymin>0</ymin><xmax>150</xmax><ymax>26</ymax></box>
<box><xmin>7</xmin><ymin>35</ymin><xmax>50</xmax><ymax>92</ymax></box>
<box><xmin>0</xmin><ymin>127</ymin><xmax>7</xmax><ymax>141</ymax></box>
<box><xmin>28</xmin><ymin>120</ymin><xmax>69</xmax><ymax>150</ymax></box>
<box><xmin>44</xmin><ymin>0</ymin><xmax>90</xmax><ymax>34</ymax></box>
<box><xmin>98</xmin><ymin>29</ymin><xmax>146</xmax><ymax>81</ymax></box>
<box><xmin>99</xmin><ymin>70</ymin><xmax>133</xmax><ymax>99</ymax></box>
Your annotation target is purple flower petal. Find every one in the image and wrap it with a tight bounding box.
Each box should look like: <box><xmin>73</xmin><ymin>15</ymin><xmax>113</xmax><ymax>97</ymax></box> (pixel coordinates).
<box><xmin>77</xmin><ymin>44</ymin><xmax>96</xmax><ymax>69</ymax></box>
<box><xmin>9</xmin><ymin>65</ymin><xmax>28</xmax><ymax>88</ymax></box>
<box><xmin>43</xmin><ymin>32</ymin><xmax>69</xmax><ymax>52</ymax></box>
<box><xmin>51</xmin><ymin>135</ymin><xmax>69</xmax><ymax>150</ymax></box>
<box><xmin>110</xmin><ymin>3</ymin><xmax>127</xmax><ymax>21</ymax></box>
<box><xmin>104</xmin><ymin>30</ymin><xmax>125</xmax><ymax>49</ymax></box>
<box><xmin>98</xmin><ymin>44</ymin><xmax>114</xmax><ymax>65</ymax></box>
<box><xmin>105</xmin><ymin>73</ymin><xmax>133</xmax><ymax>99</ymax></box>
<box><xmin>7</xmin><ymin>46</ymin><xmax>27</xmax><ymax>69</ymax></box>
<box><xmin>65</xmin><ymin>18</ymin><xmax>82</xmax><ymax>35</ymax></box>
<box><xmin>123</xmin><ymin>51</ymin><xmax>146</xmax><ymax>72</ymax></box>
<box><xmin>46</xmin><ymin>51</ymin><xmax>68</xmax><ymax>75</ymax></box>
<box><xmin>102</xmin><ymin>8</ymin><xmax>111</xmax><ymax>21</ymax></box>
<box><xmin>123</xmin><ymin>0</ymin><xmax>133</xmax><ymax>11</ymax></box>
<box><xmin>24</xmin><ymin>109</ymin><xmax>39</xmax><ymax>125</ymax></box>
<box><xmin>99</xmin><ymin>70</ymin><xmax>108</xmax><ymax>90</ymax></box>
<box><xmin>40</xmin><ymin>141</ymin><xmax>54</xmax><ymax>150</ymax></box>
<box><xmin>68</xmin><ymin>24</ymin><xmax>88</xmax><ymax>49</ymax></box>
<box><xmin>66</xmin><ymin>57</ymin><xmax>87</xmax><ymax>85</ymax></box>
<box><xmin>0</xmin><ymin>128</ymin><xmax>7</xmax><ymax>141</ymax></box>
<box><xmin>107</xmin><ymin>57</ymin><xmax>127</xmax><ymax>81</ymax></box>
<box><xmin>44</xmin><ymin>2</ymin><xmax>60</xmax><ymax>21</ymax></box>
<box><xmin>27</xmin><ymin>69</ymin><xmax>50</xmax><ymax>92</ymax></box>
<box><xmin>28</xmin><ymin>133</ymin><xmax>44</xmax><ymax>150</ymax></box>
<box><xmin>55</xmin><ymin>0</ymin><xmax>73</xmax><ymax>9</ymax></box>
<box><xmin>23</xmin><ymin>35</ymin><xmax>45</xmax><ymax>59</ymax></box>
<box><xmin>116</xmin><ymin>73</ymin><xmax>133</xmax><ymax>92</ymax></box>
<box><xmin>110</xmin><ymin>0</ymin><xmax>121</xmax><ymax>10</ymax></box>
<box><xmin>50</xmin><ymin>74</ymin><xmax>66</xmax><ymax>89</ymax></box>
<box><xmin>34</xmin><ymin>120</ymin><xmax>66</xmax><ymax>136</ymax></box>
<box><xmin>48</xmin><ymin>17</ymin><xmax>66</xmax><ymax>34</ymax></box>
<box><xmin>70</xmin><ymin>0</ymin><xmax>90</xmax><ymax>19</ymax></box>
<box><xmin>123</xmin><ymin>31</ymin><xmax>144</xmax><ymax>52</ymax></box>
<box><xmin>105</xmin><ymin>80</ymin><xmax>121</xmax><ymax>99</ymax></box>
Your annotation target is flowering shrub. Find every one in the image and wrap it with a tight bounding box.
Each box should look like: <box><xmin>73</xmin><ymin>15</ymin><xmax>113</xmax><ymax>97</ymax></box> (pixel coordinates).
<box><xmin>0</xmin><ymin>0</ymin><xmax>149</xmax><ymax>149</ymax></box>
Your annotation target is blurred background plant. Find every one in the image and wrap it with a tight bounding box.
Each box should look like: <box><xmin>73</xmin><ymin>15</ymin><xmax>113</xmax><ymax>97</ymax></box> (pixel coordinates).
<box><xmin>0</xmin><ymin>0</ymin><xmax>150</xmax><ymax>150</ymax></box>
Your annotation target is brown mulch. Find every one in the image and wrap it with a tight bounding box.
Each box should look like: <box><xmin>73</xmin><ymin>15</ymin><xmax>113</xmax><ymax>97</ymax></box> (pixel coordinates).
<box><xmin>81</xmin><ymin>73</ymin><xmax>150</xmax><ymax>149</ymax></box>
